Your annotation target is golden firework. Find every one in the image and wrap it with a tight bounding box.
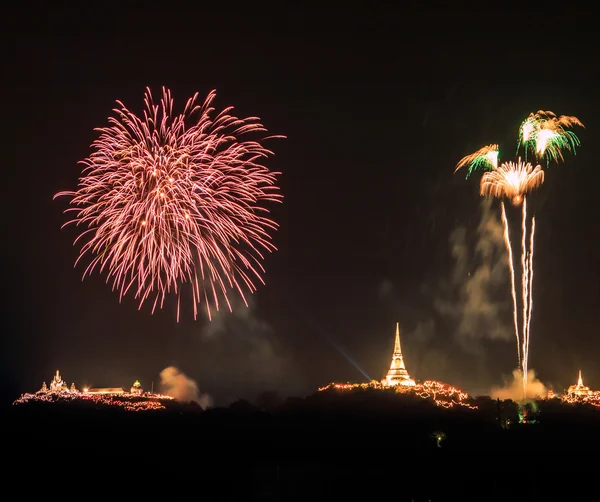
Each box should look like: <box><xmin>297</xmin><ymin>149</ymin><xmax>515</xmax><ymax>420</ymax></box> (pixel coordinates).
<box><xmin>480</xmin><ymin>159</ymin><xmax>544</xmax><ymax>206</ymax></box>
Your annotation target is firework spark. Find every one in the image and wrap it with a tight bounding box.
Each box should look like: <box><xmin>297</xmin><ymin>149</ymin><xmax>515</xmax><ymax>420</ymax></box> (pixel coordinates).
<box><xmin>500</xmin><ymin>202</ymin><xmax>520</xmax><ymax>365</ymax></box>
<box><xmin>493</xmin><ymin>198</ymin><xmax>536</xmax><ymax>400</ymax></box>
<box><xmin>54</xmin><ymin>87</ymin><xmax>284</xmax><ymax>321</ymax></box>
<box><xmin>518</xmin><ymin>110</ymin><xmax>584</xmax><ymax>164</ymax></box>
<box><xmin>455</xmin><ymin>109</ymin><xmax>583</xmax><ymax>401</ymax></box>
<box><xmin>480</xmin><ymin>159</ymin><xmax>544</xmax><ymax>206</ymax></box>
<box><xmin>481</xmin><ymin>175</ymin><xmax>538</xmax><ymax>400</ymax></box>
<box><xmin>519</xmin><ymin>199</ymin><xmax>535</xmax><ymax>398</ymax></box>
<box><xmin>480</xmin><ymin>160</ymin><xmax>543</xmax><ymax>394</ymax></box>
<box><xmin>454</xmin><ymin>144</ymin><xmax>499</xmax><ymax>178</ymax></box>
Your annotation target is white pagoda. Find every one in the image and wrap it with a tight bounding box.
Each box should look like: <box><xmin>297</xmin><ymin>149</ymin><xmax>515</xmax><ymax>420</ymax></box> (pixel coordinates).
<box><xmin>382</xmin><ymin>323</ymin><xmax>415</xmax><ymax>387</ymax></box>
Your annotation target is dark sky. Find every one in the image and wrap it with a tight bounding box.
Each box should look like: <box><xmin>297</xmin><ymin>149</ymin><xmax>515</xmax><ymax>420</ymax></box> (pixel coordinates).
<box><xmin>3</xmin><ymin>6</ymin><xmax>598</xmax><ymax>406</ymax></box>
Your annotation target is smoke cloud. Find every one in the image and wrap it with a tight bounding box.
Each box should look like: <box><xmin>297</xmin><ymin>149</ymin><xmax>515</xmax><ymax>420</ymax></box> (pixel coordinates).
<box><xmin>401</xmin><ymin>319</ymin><xmax>452</xmax><ymax>382</ymax></box>
<box><xmin>436</xmin><ymin>197</ymin><xmax>511</xmax><ymax>349</ymax></box>
<box><xmin>159</xmin><ymin>366</ymin><xmax>213</xmax><ymax>409</ymax></box>
<box><xmin>377</xmin><ymin>197</ymin><xmax>516</xmax><ymax>393</ymax></box>
<box><xmin>195</xmin><ymin>295</ymin><xmax>303</xmax><ymax>402</ymax></box>
<box><xmin>490</xmin><ymin>368</ymin><xmax>547</xmax><ymax>401</ymax></box>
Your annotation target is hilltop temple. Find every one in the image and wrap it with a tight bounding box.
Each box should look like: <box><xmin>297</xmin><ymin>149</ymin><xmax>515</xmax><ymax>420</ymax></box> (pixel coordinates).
<box><xmin>567</xmin><ymin>370</ymin><xmax>591</xmax><ymax>397</ymax></box>
<box><xmin>382</xmin><ymin>323</ymin><xmax>415</xmax><ymax>387</ymax></box>
<box><xmin>40</xmin><ymin>370</ymin><xmax>77</xmax><ymax>393</ymax></box>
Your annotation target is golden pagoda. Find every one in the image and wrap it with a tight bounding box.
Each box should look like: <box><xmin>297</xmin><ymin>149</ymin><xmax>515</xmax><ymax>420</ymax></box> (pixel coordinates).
<box><xmin>382</xmin><ymin>323</ymin><xmax>415</xmax><ymax>387</ymax></box>
<box><xmin>567</xmin><ymin>370</ymin><xmax>591</xmax><ymax>397</ymax></box>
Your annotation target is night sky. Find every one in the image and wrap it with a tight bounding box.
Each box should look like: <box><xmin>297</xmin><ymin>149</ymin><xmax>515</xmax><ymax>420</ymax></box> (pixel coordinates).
<box><xmin>3</xmin><ymin>6</ymin><xmax>598</xmax><ymax>407</ymax></box>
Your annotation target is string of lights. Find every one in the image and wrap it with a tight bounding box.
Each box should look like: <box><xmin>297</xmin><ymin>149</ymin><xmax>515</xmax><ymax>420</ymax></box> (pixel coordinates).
<box><xmin>13</xmin><ymin>389</ymin><xmax>172</xmax><ymax>412</ymax></box>
<box><xmin>318</xmin><ymin>380</ymin><xmax>478</xmax><ymax>410</ymax></box>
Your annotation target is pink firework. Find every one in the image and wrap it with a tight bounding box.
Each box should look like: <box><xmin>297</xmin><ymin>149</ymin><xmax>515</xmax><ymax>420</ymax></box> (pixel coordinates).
<box><xmin>55</xmin><ymin>87</ymin><xmax>283</xmax><ymax>321</ymax></box>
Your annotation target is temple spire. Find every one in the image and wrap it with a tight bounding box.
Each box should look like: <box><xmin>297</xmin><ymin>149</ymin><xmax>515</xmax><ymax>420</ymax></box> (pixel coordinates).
<box><xmin>383</xmin><ymin>323</ymin><xmax>415</xmax><ymax>387</ymax></box>
<box><xmin>568</xmin><ymin>369</ymin><xmax>591</xmax><ymax>397</ymax></box>
<box><xmin>394</xmin><ymin>322</ymin><xmax>401</xmax><ymax>355</ymax></box>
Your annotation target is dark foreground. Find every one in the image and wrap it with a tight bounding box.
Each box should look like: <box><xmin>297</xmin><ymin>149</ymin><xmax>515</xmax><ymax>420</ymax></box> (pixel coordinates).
<box><xmin>5</xmin><ymin>391</ymin><xmax>599</xmax><ymax>501</ymax></box>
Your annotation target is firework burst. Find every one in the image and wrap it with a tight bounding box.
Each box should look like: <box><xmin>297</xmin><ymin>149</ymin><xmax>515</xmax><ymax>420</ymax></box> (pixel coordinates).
<box><xmin>454</xmin><ymin>110</ymin><xmax>583</xmax><ymax>401</ymax></box>
<box><xmin>54</xmin><ymin>87</ymin><xmax>284</xmax><ymax>321</ymax></box>
<box><xmin>518</xmin><ymin>110</ymin><xmax>584</xmax><ymax>165</ymax></box>
<box><xmin>480</xmin><ymin>159</ymin><xmax>544</xmax><ymax>206</ymax></box>
<box><xmin>454</xmin><ymin>144</ymin><xmax>499</xmax><ymax>178</ymax></box>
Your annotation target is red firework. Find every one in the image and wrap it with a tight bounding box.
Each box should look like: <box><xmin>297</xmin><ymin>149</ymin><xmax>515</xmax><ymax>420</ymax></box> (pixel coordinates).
<box><xmin>55</xmin><ymin>87</ymin><xmax>283</xmax><ymax>321</ymax></box>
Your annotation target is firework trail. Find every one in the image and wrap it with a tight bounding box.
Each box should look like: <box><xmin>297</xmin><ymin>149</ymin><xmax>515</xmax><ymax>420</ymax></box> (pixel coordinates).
<box><xmin>525</xmin><ymin>216</ymin><xmax>535</xmax><ymax>395</ymax></box>
<box><xmin>55</xmin><ymin>87</ymin><xmax>284</xmax><ymax>321</ymax></box>
<box><xmin>500</xmin><ymin>202</ymin><xmax>520</xmax><ymax>365</ymax></box>
<box><xmin>455</xmin><ymin>111</ymin><xmax>583</xmax><ymax>400</ymax></box>
<box><xmin>488</xmin><ymin>180</ymin><xmax>538</xmax><ymax>400</ymax></box>
<box><xmin>518</xmin><ymin>198</ymin><xmax>536</xmax><ymax>399</ymax></box>
<box><xmin>494</xmin><ymin>194</ymin><xmax>537</xmax><ymax>400</ymax></box>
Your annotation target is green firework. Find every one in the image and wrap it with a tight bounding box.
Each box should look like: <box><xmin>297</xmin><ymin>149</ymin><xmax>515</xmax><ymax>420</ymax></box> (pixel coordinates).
<box><xmin>455</xmin><ymin>144</ymin><xmax>499</xmax><ymax>179</ymax></box>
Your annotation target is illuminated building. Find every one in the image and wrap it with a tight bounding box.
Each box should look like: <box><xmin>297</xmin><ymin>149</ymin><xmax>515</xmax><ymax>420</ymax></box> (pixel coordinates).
<box><xmin>316</xmin><ymin>323</ymin><xmax>475</xmax><ymax>409</ymax></box>
<box><xmin>49</xmin><ymin>370</ymin><xmax>68</xmax><ymax>392</ymax></box>
<box><xmin>85</xmin><ymin>387</ymin><xmax>125</xmax><ymax>395</ymax></box>
<box><xmin>567</xmin><ymin>370</ymin><xmax>591</xmax><ymax>397</ymax></box>
<box><xmin>14</xmin><ymin>372</ymin><xmax>176</xmax><ymax>412</ymax></box>
<box><xmin>130</xmin><ymin>380</ymin><xmax>143</xmax><ymax>395</ymax></box>
<box><xmin>382</xmin><ymin>323</ymin><xmax>415</xmax><ymax>387</ymax></box>
<box><xmin>43</xmin><ymin>370</ymin><xmax>76</xmax><ymax>393</ymax></box>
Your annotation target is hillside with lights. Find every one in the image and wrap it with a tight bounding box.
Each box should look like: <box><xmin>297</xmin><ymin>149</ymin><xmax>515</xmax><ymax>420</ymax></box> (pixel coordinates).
<box><xmin>11</xmin><ymin>370</ymin><xmax>204</xmax><ymax>414</ymax></box>
<box><xmin>7</xmin><ymin>365</ymin><xmax>600</xmax><ymax>501</ymax></box>
<box><xmin>7</xmin><ymin>325</ymin><xmax>599</xmax><ymax>495</ymax></box>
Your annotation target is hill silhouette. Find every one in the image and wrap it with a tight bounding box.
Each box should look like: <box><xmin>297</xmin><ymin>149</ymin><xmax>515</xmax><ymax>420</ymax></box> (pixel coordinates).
<box><xmin>5</xmin><ymin>389</ymin><xmax>599</xmax><ymax>501</ymax></box>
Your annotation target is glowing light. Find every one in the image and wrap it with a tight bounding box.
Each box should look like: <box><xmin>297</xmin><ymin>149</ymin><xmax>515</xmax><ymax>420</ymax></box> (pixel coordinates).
<box><xmin>480</xmin><ymin>159</ymin><xmax>544</xmax><ymax>206</ymax></box>
<box><xmin>518</xmin><ymin>110</ymin><xmax>584</xmax><ymax>164</ymax></box>
<box><xmin>492</xmin><ymin>198</ymin><xmax>537</xmax><ymax>400</ymax></box>
<box><xmin>319</xmin><ymin>377</ymin><xmax>600</xmax><ymax>410</ymax></box>
<box><xmin>479</xmin><ymin>161</ymin><xmax>540</xmax><ymax>400</ymax></box>
<box><xmin>13</xmin><ymin>389</ymin><xmax>173</xmax><ymax>412</ymax></box>
<box><xmin>13</xmin><ymin>373</ymin><xmax>177</xmax><ymax>411</ymax></box>
<box><xmin>318</xmin><ymin>380</ymin><xmax>478</xmax><ymax>410</ymax></box>
<box><xmin>455</xmin><ymin>144</ymin><xmax>499</xmax><ymax>178</ymax></box>
<box><xmin>500</xmin><ymin>201</ymin><xmax>520</xmax><ymax>364</ymax></box>
<box><xmin>548</xmin><ymin>372</ymin><xmax>600</xmax><ymax>408</ymax></box>
<box><xmin>54</xmin><ymin>87</ymin><xmax>284</xmax><ymax>322</ymax></box>
<box><xmin>455</xmin><ymin>109</ymin><xmax>583</xmax><ymax>401</ymax></box>
<box><xmin>559</xmin><ymin>392</ymin><xmax>600</xmax><ymax>407</ymax></box>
